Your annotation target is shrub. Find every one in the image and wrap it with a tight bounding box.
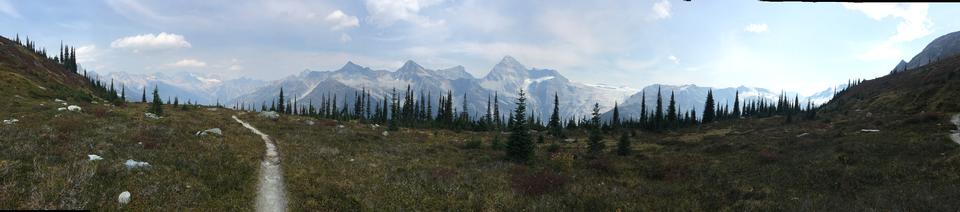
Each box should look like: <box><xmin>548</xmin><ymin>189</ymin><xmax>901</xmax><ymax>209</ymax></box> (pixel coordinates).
<box><xmin>903</xmin><ymin>112</ymin><xmax>940</xmax><ymax>124</ymax></box>
<box><xmin>587</xmin><ymin>158</ymin><xmax>618</xmax><ymax>175</ymax></box>
<box><xmin>491</xmin><ymin>136</ymin><xmax>504</xmax><ymax>150</ymax></box>
<box><xmin>547</xmin><ymin>143</ymin><xmax>561</xmax><ymax>153</ymax></box>
<box><xmin>510</xmin><ymin>166</ymin><xmax>568</xmax><ymax>196</ymax></box>
<box><xmin>462</xmin><ymin>138</ymin><xmax>483</xmax><ymax>149</ymax></box>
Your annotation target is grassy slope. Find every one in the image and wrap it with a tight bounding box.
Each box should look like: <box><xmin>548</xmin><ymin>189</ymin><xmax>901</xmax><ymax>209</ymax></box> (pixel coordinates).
<box><xmin>239</xmin><ymin>107</ymin><xmax>960</xmax><ymax>211</ymax></box>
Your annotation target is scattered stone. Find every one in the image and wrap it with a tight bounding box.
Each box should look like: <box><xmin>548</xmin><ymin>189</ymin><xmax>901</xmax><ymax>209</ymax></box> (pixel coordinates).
<box><xmin>91</xmin><ymin>101</ymin><xmax>98</xmax><ymax>104</ymax></box>
<box><xmin>382</xmin><ymin>131</ymin><xmax>389</xmax><ymax>136</ymax></box>
<box><xmin>196</xmin><ymin>128</ymin><xmax>223</xmax><ymax>136</ymax></box>
<box><xmin>124</xmin><ymin>159</ymin><xmax>150</xmax><ymax>169</ymax></box>
<box><xmin>371</xmin><ymin>124</ymin><xmax>380</xmax><ymax>129</ymax></box>
<box><xmin>144</xmin><ymin>113</ymin><xmax>161</xmax><ymax>120</ymax></box>
<box><xmin>865</xmin><ymin>112</ymin><xmax>873</xmax><ymax>118</ymax></box>
<box><xmin>337</xmin><ymin>125</ymin><xmax>345</xmax><ymax>129</ymax></box>
<box><xmin>2</xmin><ymin>119</ymin><xmax>18</xmax><ymax>125</ymax></box>
<box><xmin>87</xmin><ymin>154</ymin><xmax>103</xmax><ymax>161</ymax></box>
<box><xmin>305</xmin><ymin>120</ymin><xmax>315</xmax><ymax>126</ymax></box>
<box><xmin>563</xmin><ymin>138</ymin><xmax>576</xmax><ymax>143</ymax></box>
<box><xmin>796</xmin><ymin>133</ymin><xmax>810</xmax><ymax>138</ymax></box>
<box><xmin>259</xmin><ymin>111</ymin><xmax>280</xmax><ymax>120</ymax></box>
<box><xmin>118</xmin><ymin>191</ymin><xmax>131</xmax><ymax>205</ymax></box>
<box><xmin>206</xmin><ymin>108</ymin><xmax>219</xmax><ymax>111</ymax></box>
<box><xmin>67</xmin><ymin>105</ymin><xmax>82</xmax><ymax>112</ymax></box>
<box><xmin>349</xmin><ymin>158</ymin><xmax>355</xmax><ymax>162</ymax></box>
<box><xmin>54</xmin><ymin>98</ymin><xmax>65</xmax><ymax>103</ymax></box>
<box><xmin>57</xmin><ymin>107</ymin><xmax>67</xmax><ymax>111</ymax></box>
<box><xmin>860</xmin><ymin>129</ymin><xmax>880</xmax><ymax>133</ymax></box>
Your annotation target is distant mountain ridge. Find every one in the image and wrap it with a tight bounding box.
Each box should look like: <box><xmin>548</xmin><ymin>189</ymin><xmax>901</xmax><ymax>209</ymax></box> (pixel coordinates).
<box><xmin>891</xmin><ymin>30</ymin><xmax>960</xmax><ymax>74</ymax></box>
<box><xmin>96</xmin><ymin>71</ymin><xmax>265</xmax><ymax>104</ymax></box>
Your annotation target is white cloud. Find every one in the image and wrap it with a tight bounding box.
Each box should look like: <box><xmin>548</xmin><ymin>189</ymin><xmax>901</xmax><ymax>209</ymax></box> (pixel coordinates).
<box><xmin>110</xmin><ymin>32</ymin><xmax>192</xmax><ymax>52</ymax></box>
<box><xmin>365</xmin><ymin>0</ymin><xmax>445</xmax><ymax>27</ymax></box>
<box><xmin>842</xmin><ymin>3</ymin><xmax>931</xmax><ymax>42</ymax></box>
<box><xmin>75</xmin><ymin>45</ymin><xmax>99</xmax><ymax>63</ymax></box>
<box><xmin>667</xmin><ymin>55</ymin><xmax>679</xmax><ymax>64</ymax></box>
<box><xmin>339</xmin><ymin>33</ymin><xmax>352</xmax><ymax>43</ymax></box>
<box><xmin>843</xmin><ymin>3</ymin><xmax>931</xmax><ymax>61</ymax></box>
<box><xmin>0</xmin><ymin>0</ymin><xmax>21</xmax><ymax>18</ymax></box>
<box><xmin>744</xmin><ymin>23</ymin><xmax>768</xmax><ymax>33</ymax></box>
<box><xmin>171</xmin><ymin>59</ymin><xmax>207</xmax><ymax>67</ymax></box>
<box><xmin>651</xmin><ymin>0</ymin><xmax>671</xmax><ymax>20</ymax></box>
<box><xmin>325</xmin><ymin>10</ymin><xmax>359</xmax><ymax>30</ymax></box>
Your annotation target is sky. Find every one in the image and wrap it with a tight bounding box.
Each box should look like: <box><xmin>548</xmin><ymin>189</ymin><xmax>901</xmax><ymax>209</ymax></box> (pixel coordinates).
<box><xmin>2</xmin><ymin>0</ymin><xmax>960</xmax><ymax>95</ymax></box>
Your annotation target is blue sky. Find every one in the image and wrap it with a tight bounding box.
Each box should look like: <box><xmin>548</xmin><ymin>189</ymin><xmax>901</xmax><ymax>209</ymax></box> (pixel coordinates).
<box><xmin>2</xmin><ymin>0</ymin><xmax>959</xmax><ymax>95</ymax></box>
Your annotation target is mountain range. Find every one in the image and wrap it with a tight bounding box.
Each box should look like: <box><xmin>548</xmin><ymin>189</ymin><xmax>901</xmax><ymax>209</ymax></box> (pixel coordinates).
<box><xmin>102</xmin><ymin>56</ymin><xmax>840</xmax><ymax>120</ymax></box>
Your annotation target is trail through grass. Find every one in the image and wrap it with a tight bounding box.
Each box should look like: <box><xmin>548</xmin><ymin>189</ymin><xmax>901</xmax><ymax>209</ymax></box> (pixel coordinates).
<box><xmin>233</xmin><ymin>115</ymin><xmax>287</xmax><ymax>212</ymax></box>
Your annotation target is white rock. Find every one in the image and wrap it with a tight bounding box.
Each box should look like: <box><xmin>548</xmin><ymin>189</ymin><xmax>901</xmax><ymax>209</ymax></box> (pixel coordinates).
<box><xmin>67</xmin><ymin>105</ymin><xmax>82</xmax><ymax>112</ymax></box>
<box><xmin>305</xmin><ymin>120</ymin><xmax>315</xmax><ymax>126</ymax></box>
<box><xmin>62</xmin><ymin>102</ymin><xmax>67</xmax><ymax>106</ymax></box>
<box><xmin>258</xmin><ymin>111</ymin><xmax>280</xmax><ymax>120</ymax></box>
<box><xmin>563</xmin><ymin>138</ymin><xmax>576</xmax><ymax>142</ymax></box>
<box><xmin>860</xmin><ymin>129</ymin><xmax>880</xmax><ymax>133</ymax></box>
<box><xmin>87</xmin><ymin>154</ymin><xmax>103</xmax><ymax>161</ymax></box>
<box><xmin>796</xmin><ymin>133</ymin><xmax>810</xmax><ymax>138</ymax></box>
<box><xmin>144</xmin><ymin>113</ymin><xmax>161</xmax><ymax>120</ymax></box>
<box><xmin>206</xmin><ymin>108</ymin><xmax>218</xmax><ymax>111</ymax></box>
<box><xmin>337</xmin><ymin>125</ymin><xmax>345</xmax><ymax>129</ymax></box>
<box><xmin>118</xmin><ymin>191</ymin><xmax>131</xmax><ymax>205</ymax></box>
<box><xmin>2</xmin><ymin>119</ymin><xmax>18</xmax><ymax>125</ymax></box>
<box><xmin>382</xmin><ymin>131</ymin><xmax>389</xmax><ymax>136</ymax></box>
<box><xmin>54</xmin><ymin>98</ymin><xmax>65</xmax><ymax>103</ymax></box>
<box><xmin>124</xmin><ymin>159</ymin><xmax>150</xmax><ymax>169</ymax></box>
<box><xmin>371</xmin><ymin>124</ymin><xmax>380</xmax><ymax>129</ymax></box>
<box><xmin>196</xmin><ymin>128</ymin><xmax>223</xmax><ymax>136</ymax></box>
<box><xmin>57</xmin><ymin>107</ymin><xmax>67</xmax><ymax>111</ymax></box>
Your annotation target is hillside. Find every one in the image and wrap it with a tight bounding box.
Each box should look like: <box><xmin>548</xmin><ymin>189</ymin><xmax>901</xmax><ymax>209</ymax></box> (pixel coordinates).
<box><xmin>0</xmin><ymin>36</ymin><xmax>92</xmax><ymax>103</ymax></box>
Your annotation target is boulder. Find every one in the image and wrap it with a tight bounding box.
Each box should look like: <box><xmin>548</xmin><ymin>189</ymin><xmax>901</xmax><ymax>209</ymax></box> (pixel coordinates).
<box><xmin>87</xmin><ymin>154</ymin><xmax>103</xmax><ymax>161</ymax></box>
<box><xmin>57</xmin><ymin>107</ymin><xmax>67</xmax><ymax>111</ymax></box>
<box><xmin>259</xmin><ymin>111</ymin><xmax>280</xmax><ymax>120</ymax></box>
<box><xmin>2</xmin><ymin>119</ymin><xmax>18</xmax><ymax>125</ymax></box>
<box><xmin>382</xmin><ymin>131</ymin><xmax>389</xmax><ymax>136</ymax></box>
<box><xmin>144</xmin><ymin>113</ymin><xmax>161</xmax><ymax>120</ymax></box>
<box><xmin>118</xmin><ymin>191</ymin><xmax>131</xmax><ymax>205</ymax></box>
<box><xmin>195</xmin><ymin>128</ymin><xmax>223</xmax><ymax>136</ymax></box>
<box><xmin>305</xmin><ymin>120</ymin><xmax>315</xmax><ymax>126</ymax></box>
<box><xmin>860</xmin><ymin>129</ymin><xmax>880</xmax><ymax>133</ymax></box>
<box><xmin>67</xmin><ymin>105</ymin><xmax>82</xmax><ymax>112</ymax></box>
<box><xmin>124</xmin><ymin>159</ymin><xmax>150</xmax><ymax>169</ymax></box>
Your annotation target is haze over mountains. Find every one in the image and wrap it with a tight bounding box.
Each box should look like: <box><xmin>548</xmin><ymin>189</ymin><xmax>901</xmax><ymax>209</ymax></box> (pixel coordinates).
<box><xmin>101</xmin><ymin>56</ymin><xmax>840</xmax><ymax>119</ymax></box>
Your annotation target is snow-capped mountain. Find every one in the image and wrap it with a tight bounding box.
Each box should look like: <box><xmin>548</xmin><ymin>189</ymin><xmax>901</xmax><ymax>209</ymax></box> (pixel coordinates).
<box><xmin>232</xmin><ymin>56</ymin><xmax>637</xmax><ymax>120</ymax></box>
<box><xmin>603</xmin><ymin>84</ymin><xmax>835</xmax><ymax>119</ymax></box>
<box><xmin>891</xmin><ymin>30</ymin><xmax>960</xmax><ymax>74</ymax></box>
<box><xmin>97</xmin><ymin>71</ymin><xmax>266</xmax><ymax>104</ymax></box>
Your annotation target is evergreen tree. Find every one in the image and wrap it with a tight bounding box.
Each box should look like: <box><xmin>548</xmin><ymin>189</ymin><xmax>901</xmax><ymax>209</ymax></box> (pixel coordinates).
<box><xmin>150</xmin><ymin>86</ymin><xmax>163</xmax><ymax>116</ymax></box>
<box><xmin>278</xmin><ymin>87</ymin><xmax>286</xmax><ymax>114</ymax></box>
<box><xmin>611</xmin><ymin>101</ymin><xmax>620</xmax><ymax>130</ymax></box>
<box><xmin>616</xmin><ymin>132</ymin><xmax>631</xmax><ymax>156</ymax></box>
<box><xmin>703</xmin><ymin>89</ymin><xmax>716</xmax><ymax>123</ymax></box>
<box><xmin>173</xmin><ymin>97</ymin><xmax>179</xmax><ymax>107</ymax></box>
<box><xmin>640</xmin><ymin>91</ymin><xmax>647</xmax><ymax>128</ymax></box>
<box><xmin>389</xmin><ymin>88</ymin><xmax>399</xmax><ymax>131</ymax></box>
<box><xmin>493</xmin><ymin>92</ymin><xmax>501</xmax><ymax>129</ymax></box>
<box><xmin>667</xmin><ymin>91</ymin><xmax>677</xmax><ymax>127</ymax></box>
<box><xmin>588</xmin><ymin>103</ymin><xmax>604</xmax><ymax>155</ymax></box>
<box><xmin>141</xmin><ymin>87</ymin><xmax>147</xmax><ymax>103</ymax></box>
<box><xmin>548</xmin><ymin>92</ymin><xmax>563</xmax><ymax>137</ymax></box>
<box><xmin>506</xmin><ymin>89</ymin><xmax>533</xmax><ymax>162</ymax></box>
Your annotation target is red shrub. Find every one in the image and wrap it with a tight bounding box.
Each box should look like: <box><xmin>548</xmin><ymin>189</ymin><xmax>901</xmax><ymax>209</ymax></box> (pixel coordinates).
<box><xmin>510</xmin><ymin>166</ymin><xmax>569</xmax><ymax>196</ymax></box>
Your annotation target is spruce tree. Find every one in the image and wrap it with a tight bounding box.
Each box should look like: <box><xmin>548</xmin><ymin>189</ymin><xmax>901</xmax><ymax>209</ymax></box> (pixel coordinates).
<box><xmin>611</xmin><ymin>101</ymin><xmax>620</xmax><ymax>130</ymax></box>
<box><xmin>141</xmin><ymin>87</ymin><xmax>147</xmax><ymax>103</ymax></box>
<box><xmin>588</xmin><ymin>103</ymin><xmax>604</xmax><ymax>155</ymax></box>
<box><xmin>703</xmin><ymin>89</ymin><xmax>716</xmax><ymax>123</ymax></box>
<box><xmin>667</xmin><ymin>91</ymin><xmax>677</xmax><ymax>127</ymax></box>
<box><xmin>278</xmin><ymin>87</ymin><xmax>285</xmax><ymax>114</ymax></box>
<box><xmin>548</xmin><ymin>92</ymin><xmax>562</xmax><ymax>137</ymax></box>
<box><xmin>654</xmin><ymin>87</ymin><xmax>663</xmax><ymax>129</ymax></box>
<box><xmin>506</xmin><ymin>89</ymin><xmax>533</xmax><ymax>162</ymax></box>
<box><xmin>616</xmin><ymin>132</ymin><xmax>631</xmax><ymax>156</ymax></box>
<box><xmin>150</xmin><ymin>86</ymin><xmax>163</xmax><ymax>116</ymax></box>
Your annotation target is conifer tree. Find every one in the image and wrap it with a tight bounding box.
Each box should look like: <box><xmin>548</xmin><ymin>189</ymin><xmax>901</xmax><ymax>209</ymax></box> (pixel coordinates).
<box><xmin>588</xmin><ymin>103</ymin><xmax>604</xmax><ymax>155</ymax></box>
<box><xmin>667</xmin><ymin>91</ymin><xmax>677</xmax><ymax>127</ymax></box>
<box><xmin>611</xmin><ymin>101</ymin><xmax>620</xmax><ymax>130</ymax></box>
<box><xmin>150</xmin><ymin>86</ymin><xmax>163</xmax><ymax>116</ymax></box>
<box><xmin>640</xmin><ymin>91</ymin><xmax>647</xmax><ymax>127</ymax></box>
<box><xmin>655</xmin><ymin>87</ymin><xmax>664</xmax><ymax>129</ymax></box>
<box><xmin>548</xmin><ymin>92</ymin><xmax>563</xmax><ymax>137</ymax></box>
<box><xmin>506</xmin><ymin>89</ymin><xmax>533</xmax><ymax>162</ymax></box>
<box><xmin>278</xmin><ymin>87</ymin><xmax>285</xmax><ymax>114</ymax></box>
<box><xmin>616</xmin><ymin>132</ymin><xmax>631</xmax><ymax>156</ymax></box>
<box><xmin>141</xmin><ymin>86</ymin><xmax>147</xmax><ymax>103</ymax></box>
<box><xmin>703</xmin><ymin>89</ymin><xmax>716</xmax><ymax>123</ymax></box>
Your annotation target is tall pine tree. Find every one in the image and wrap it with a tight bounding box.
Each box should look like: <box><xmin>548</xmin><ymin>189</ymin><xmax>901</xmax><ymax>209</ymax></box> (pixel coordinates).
<box><xmin>506</xmin><ymin>89</ymin><xmax>533</xmax><ymax>162</ymax></box>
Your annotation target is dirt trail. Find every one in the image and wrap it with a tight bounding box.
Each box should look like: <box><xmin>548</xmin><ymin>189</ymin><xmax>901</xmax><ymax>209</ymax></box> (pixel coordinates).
<box><xmin>951</xmin><ymin>114</ymin><xmax>960</xmax><ymax>145</ymax></box>
<box><xmin>233</xmin><ymin>115</ymin><xmax>287</xmax><ymax>212</ymax></box>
